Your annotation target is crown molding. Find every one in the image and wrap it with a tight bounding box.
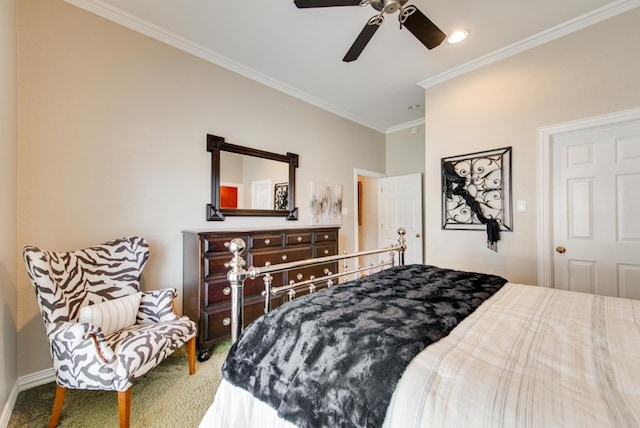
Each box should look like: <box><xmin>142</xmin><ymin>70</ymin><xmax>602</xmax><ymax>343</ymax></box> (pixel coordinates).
<box><xmin>64</xmin><ymin>0</ymin><xmax>386</xmax><ymax>133</ymax></box>
<box><xmin>418</xmin><ymin>0</ymin><xmax>640</xmax><ymax>89</ymax></box>
<box><xmin>386</xmin><ymin>118</ymin><xmax>425</xmax><ymax>134</ymax></box>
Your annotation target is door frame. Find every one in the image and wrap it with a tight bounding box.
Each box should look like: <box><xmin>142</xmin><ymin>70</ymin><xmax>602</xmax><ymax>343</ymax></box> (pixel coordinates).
<box><xmin>353</xmin><ymin>168</ymin><xmax>385</xmax><ymax>254</ymax></box>
<box><xmin>537</xmin><ymin>107</ymin><xmax>640</xmax><ymax>288</ymax></box>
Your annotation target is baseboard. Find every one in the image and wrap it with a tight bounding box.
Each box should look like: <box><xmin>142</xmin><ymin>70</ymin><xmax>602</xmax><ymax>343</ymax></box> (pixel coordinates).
<box><xmin>0</xmin><ymin>381</ymin><xmax>19</xmax><ymax>428</ymax></box>
<box><xmin>0</xmin><ymin>367</ymin><xmax>55</xmax><ymax>428</ymax></box>
<box><xmin>18</xmin><ymin>367</ymin><xmax>56</xmax><ymax>391</ymax></box>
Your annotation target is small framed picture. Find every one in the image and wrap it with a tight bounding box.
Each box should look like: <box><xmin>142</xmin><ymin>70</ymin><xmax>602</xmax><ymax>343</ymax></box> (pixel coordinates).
<box><xmin>274</xmin><ymin>182</ymin><xmax>288</xmax><ymax>210</ymax></box>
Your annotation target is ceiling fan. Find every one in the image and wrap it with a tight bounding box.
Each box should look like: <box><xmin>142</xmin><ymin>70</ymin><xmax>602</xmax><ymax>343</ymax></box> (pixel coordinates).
<box><xmin>294</xmin><ymin>0</ymin><xmax>447</xmax><ymax>62</ymax></box>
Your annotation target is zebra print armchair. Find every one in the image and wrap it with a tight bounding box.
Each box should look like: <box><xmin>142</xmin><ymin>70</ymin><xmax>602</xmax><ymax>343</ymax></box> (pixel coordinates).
<box><xmin>23</xmin><ymin>236</ymin><xmax>197</xmax><ymax>428</ymax></box>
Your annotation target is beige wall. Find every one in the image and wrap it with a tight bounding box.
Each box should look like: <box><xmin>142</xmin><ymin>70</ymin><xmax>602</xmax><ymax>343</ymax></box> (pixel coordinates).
<box><xmin>0</xmin><ymin>0</ymin><xmax>18</xmax><ymax>419</ymax></box>
<box><xmin>386</xmin><ymin>124</ymin><xmax>425</xmax><ymax>176</ymax></box>
<box><xmin>16</xmin><ymin>0</ymin><xmax>384</xmax><ymax>376</ymax></box>
<box><xmin>424</xmin><ymin>8</ymin><xmax>640</xmax><ymax>284</ymax></box>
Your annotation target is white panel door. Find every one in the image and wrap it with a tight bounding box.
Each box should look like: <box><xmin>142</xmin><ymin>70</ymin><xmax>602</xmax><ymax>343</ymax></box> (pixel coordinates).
<box><xmin>553</xmin><ymin>122</ymin><xmax>640</xmax><ymax>298</ymax></box>
<box><xmin>378</xmin><ymin>173</ymin><xmax>424</xmax><ymax>265</ymax></box>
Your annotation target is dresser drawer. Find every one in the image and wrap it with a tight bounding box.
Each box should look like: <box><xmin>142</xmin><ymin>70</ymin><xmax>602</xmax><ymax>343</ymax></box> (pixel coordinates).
<box><xmin>285</xmin><ymin>232</ymin><xmax>312</xmax><ymax>245</ymax></box>
<box><xmin>285</xmin><ymin>264</ymin><xmax>337</xmax><ymax>300</ymax></box>
<box><xmin>287</xmin><ymin>261</ymin><xmax>338</xmax><ymax>286</ymax></box>
<box><xmin>205</xmin><ymin>278</ymin><xmax>231</xmax><ymax>306</ymax></box>
<box><xmin>203</xmin><ymin>253</ymin><xmax>233</xmax><ymax>279</ymax></box>
<box><xmin>315</xmin><ymin>242</ymin><xmax>338</xmax><ymax>258</ymax></box>
<box><xmin>314</xmin><ymin>230</ymin><xmax>338</xmax><ymax>243</ymax></box>
<box><xmin>205</xmin><ymin>274</ymin><xmax>285</xmax><ymax>305</ymax></box>
<box><xmin>202</xmin><ymin>299</ymin><xmax>265</xmax><ymax>343</ymax></box>
<box><xmin>250</xmin><ymin>233</ymin><xmax>283</xmax><ymax>249</ymax></box>
<box><xmin>252</xmin><ymin>246</ymin><xmax>313</xmax><ymax>267</ymax></box>
<box><xmin>204</xmin><ymin>235</ymin><xmax>244</xmax><ymax>253</ymax></box>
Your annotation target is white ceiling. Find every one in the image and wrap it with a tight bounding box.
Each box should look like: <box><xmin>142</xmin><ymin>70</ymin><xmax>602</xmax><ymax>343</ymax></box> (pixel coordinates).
<box><xmin>67</xmin><ymin>0</ymin><xmax>639</xmax><ymax>133</ymax></box>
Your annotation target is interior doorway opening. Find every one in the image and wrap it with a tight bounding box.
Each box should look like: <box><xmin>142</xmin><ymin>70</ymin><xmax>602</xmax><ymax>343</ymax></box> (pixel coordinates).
<box><xmin>354</xmin><ymin>169</ymin><xmax>384</xmax><ymax>269</ymax></box>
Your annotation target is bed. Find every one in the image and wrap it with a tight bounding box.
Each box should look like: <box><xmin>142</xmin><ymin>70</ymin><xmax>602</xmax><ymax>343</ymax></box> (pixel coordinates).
<box><xmin>199</xmin><ymin>232</ymin><xmax>640</xmax><ymax>428</ymax></box>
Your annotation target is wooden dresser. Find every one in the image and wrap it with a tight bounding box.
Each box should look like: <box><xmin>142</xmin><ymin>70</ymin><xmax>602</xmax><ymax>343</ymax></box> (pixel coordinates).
<box><xmin>182</xmin><ymin>227</ymin><xmax>339</xmax><ymax>360</ymax></box>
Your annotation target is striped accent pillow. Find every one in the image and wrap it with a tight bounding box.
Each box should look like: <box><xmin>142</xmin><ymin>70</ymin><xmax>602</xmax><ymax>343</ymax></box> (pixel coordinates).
<box><xmin>78</xmin><ymin>292</ymin><xmax>142</xmax><ymax>335</ymax></box>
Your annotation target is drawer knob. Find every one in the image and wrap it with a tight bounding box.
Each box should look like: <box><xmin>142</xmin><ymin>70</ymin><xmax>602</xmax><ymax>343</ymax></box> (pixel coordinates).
<box><xmin>324</xmin><ymin>234</ymin><xmax>329</xmax><ymax>240</ymax></box>
<box><xmin>281</xmin><ymin>254</ymin><xmax>288</xmax><ymax>261</ymax></box>
<box><xmin>223</xmin><ymin>287</ymin><xmax>231</xmax><ymax>295</ymax></box>
<box><xmin>222</xmin><ymin>317</ymin><xmax>230</xmax><ymax>326</ymax></box>
<box><xmin>264</xmin><ymin>238</ymin><xmax>271</xmax><ymax>245</ymax></box>
<box><xmin>297</xmin><ymin>236</ymin><xmax>303</xmax><ymax>242</ymax></box>
<box><xmin>323</xmin><ymin>249</ymin><xmax>329</xmax><ymax>255</ymax></box>
<box><xmin>297</xmin><ymin>273</ymin><xmax>303</xmax><ymax>280</ymax></box>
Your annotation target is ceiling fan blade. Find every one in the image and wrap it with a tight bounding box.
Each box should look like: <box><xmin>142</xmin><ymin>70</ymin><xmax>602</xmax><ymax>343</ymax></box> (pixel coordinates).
<box><xmin>402</xmin><ymin>6</ymin><xmax>446</xmax><ymax>50</ymax></box>
<box><xmin>343</xmin><ymin>17</ymin><xmax>382</xmax><ymax>62</ymax></box>
<box><xmin>294</xmin><ymin>0</ymin><xmax>362</xmax><ymax>8</ymax></box>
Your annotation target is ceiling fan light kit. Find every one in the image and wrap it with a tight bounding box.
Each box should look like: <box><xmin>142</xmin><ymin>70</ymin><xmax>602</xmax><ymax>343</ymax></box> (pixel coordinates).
<box><xmin>294</xmin><ymin>0</ymin><xmax>446</xmax><ymax>62</ymax></box>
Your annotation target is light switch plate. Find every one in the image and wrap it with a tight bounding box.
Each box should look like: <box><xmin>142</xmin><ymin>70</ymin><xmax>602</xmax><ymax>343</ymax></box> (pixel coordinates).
<box><xmin>517</xmin><ymin>200</ymin><xmax>527</xmax><ymax>212</ymax></box>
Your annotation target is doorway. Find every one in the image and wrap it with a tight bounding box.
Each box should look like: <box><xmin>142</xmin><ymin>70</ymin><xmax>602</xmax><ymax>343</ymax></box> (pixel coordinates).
<box><xmin>354</xmin><ymin>169</ymin><xmax>424</xmax><ymax>267</ymax></box>
<box><xmin>354</xmin><ymin>169</ymin><xmax>384</xmax><ymax>268</ymax></box>
<box><xmin>538</xmin><ymin>107</ymin><xmax>640</xmax><ymax>299</ymax></box>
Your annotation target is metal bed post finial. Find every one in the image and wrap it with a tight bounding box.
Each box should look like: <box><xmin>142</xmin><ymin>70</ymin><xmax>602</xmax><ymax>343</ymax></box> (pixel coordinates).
<box><xmin>225</xmin><ymin>238</ymin><xmax>248</xmax><ymax>343</ymax></box>
<box><xmin>397</xmin><ymin>227</ymin><xmax>406</xmax><ymax>266</ymax></box>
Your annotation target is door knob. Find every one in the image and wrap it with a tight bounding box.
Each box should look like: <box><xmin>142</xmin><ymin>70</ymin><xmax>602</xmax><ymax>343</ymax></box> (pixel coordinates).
<box><xmin>416</xmin><ymin>233</ymin><xmax>422</xmax><ymax>238</ymax></box>
<box><xmin>555</xmin><ymin>246</ymin><xmax>566</xmax><ymax>254</ymax></box>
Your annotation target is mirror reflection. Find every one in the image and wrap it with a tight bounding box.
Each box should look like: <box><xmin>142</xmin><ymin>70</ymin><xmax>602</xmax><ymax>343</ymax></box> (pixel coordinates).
<box><xmin>220</xmin><ymin>152</ymin><xmax>289</xmax><ymax>210</ymax></box>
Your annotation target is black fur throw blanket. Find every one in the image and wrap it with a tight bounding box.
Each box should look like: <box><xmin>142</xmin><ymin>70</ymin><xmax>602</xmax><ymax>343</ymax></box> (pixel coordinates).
<box><xmin>222</xmin><ymin>264</ymin><xmax>507</xmax><ymax>428</ymax></box>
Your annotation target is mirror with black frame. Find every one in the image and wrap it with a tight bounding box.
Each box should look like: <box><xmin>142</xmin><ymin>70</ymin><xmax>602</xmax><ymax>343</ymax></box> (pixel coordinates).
<box><xmin>206</xmin><ymin>134</ymin><xmax>299</xmax><ymax>221</ymax></box>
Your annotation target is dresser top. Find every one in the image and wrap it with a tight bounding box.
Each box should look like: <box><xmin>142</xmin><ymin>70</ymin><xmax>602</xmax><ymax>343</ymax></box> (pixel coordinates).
<box><xmin>182</xmin><ymin>226</ymin><xmax>340</xmax><ymax>235</ymax></box>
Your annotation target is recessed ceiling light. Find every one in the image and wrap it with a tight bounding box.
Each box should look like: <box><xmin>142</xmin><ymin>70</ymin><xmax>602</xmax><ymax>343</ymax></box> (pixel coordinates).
<box><xmin>408</xmin><ymin>104</ymin><xmax>421</xmax><ymax>110</ymax></box>
<box><xmin>447</xmin><ymin>30</ymin><xmax>469</xmax><ymax>44</ymax></box>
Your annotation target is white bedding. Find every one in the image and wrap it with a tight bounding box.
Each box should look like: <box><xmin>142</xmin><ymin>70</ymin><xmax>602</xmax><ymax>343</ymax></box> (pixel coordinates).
<box><xmin>200</xmin><ymin>283</ymin><xmax>640</xmax><ymax>428</ymax></box>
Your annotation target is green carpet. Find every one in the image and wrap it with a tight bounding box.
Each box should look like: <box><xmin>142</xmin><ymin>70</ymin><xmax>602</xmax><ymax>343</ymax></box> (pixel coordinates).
<box><xmin>8</xmin><ymin>341</ymin><xmax>231</xmax><ymax>428</ymax></box>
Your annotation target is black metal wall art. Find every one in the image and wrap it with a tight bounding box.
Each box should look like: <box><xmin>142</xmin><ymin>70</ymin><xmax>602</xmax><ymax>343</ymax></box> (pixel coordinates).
<box><xmin>441</xmin><ymin>147</ymin><xmax>512</xmax><ymax>250</ymax></box>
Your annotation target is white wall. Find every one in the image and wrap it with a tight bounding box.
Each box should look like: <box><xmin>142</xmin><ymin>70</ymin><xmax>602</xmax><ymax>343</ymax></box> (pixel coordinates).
<box><xmin>16</xmin><ymin>0</ymin><xmax>385</xmax><ymax>376</ymax></box>
<box><xmin>423</xmin><ymin>8</ymin><xmax>640</xmax><ymax>284</ymax></box>
<box><xmin>0</xmin><ymin>0</ymin><xmax>18</xmax><ymax>421</ymax></box>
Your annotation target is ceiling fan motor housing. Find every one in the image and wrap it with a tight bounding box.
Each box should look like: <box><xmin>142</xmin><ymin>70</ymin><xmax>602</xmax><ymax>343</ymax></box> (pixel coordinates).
<box><xmin>370</xmin><ymin>0</ymin><xmax>408</xmax><ymax>14</ymax></box>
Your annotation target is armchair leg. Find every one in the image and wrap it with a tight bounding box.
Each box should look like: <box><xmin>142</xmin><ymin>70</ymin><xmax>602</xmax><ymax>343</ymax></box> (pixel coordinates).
<box><xmin>187</xmin><ymin>336</ymin><xmax>196</xmax><ymax>375</ymax></box>
<box><xmin>49</xmin><ymin>385</ymin><xmax>66</xmax><ymax>428</ymax></box>
<box><xmin>117</xmin><ymin>389</ymin><xmax>131</xmax><ymax>428</ymax></box>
